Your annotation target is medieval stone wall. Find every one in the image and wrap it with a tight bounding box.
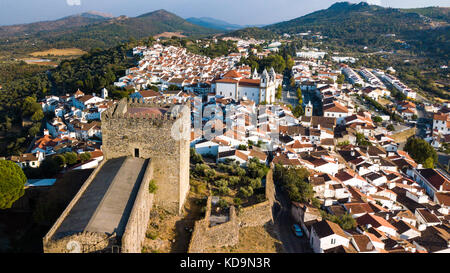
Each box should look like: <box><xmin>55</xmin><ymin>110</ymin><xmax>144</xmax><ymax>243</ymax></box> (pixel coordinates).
<box><xmin>188</xmin><ymin>196</ymin><xmax>239</xmax><ymax>253</ymax></box>
<box><xmin>43</xmin><ymin>231</ymin><xmax>116</xmax><ymax>253</ymax></box>
<box><xmin>237</xmin><ymin>169</ymin><xmax>274</xmax><ymax>228</ymax></box>
<box><xmin>122</xmin><ymin>160</ymin><xmax>155</xmax><ymax>253</ymax></box>
<box><xmin>188</xmin><ymin>170</ymin><xmax>276</xmax><ymax>253</ymax></box>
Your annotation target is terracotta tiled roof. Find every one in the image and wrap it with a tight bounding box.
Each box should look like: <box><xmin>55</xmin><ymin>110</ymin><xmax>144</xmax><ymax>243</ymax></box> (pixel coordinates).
<box><xmin>223</xmin><ymin>70</ymin><xmax>242</xmax><ymax>79</ymax></box>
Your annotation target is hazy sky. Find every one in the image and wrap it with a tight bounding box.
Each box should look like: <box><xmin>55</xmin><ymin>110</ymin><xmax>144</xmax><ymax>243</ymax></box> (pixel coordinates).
<box><xmin>0</xmin><ymin>0</ymin><xmax>449</xmax><ymax>26</ymax></box>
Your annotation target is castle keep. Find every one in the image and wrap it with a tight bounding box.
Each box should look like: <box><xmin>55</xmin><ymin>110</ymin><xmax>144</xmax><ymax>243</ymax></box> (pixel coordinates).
<box><xmin>43</xmin><ymin>98</ymin><xmax>190</xmax><ymax>253</ymax></box>
<box><xmin>101</xmin><ymin>98</ymin><xmax>191</xmax><ymax>214</ymax></box>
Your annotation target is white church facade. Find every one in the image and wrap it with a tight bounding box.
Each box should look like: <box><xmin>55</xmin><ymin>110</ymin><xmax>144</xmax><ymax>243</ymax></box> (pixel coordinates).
<box><xmin>214</xmin><ymin>68</ymin><xmax>279</xmax><ymax>105</ymax></box>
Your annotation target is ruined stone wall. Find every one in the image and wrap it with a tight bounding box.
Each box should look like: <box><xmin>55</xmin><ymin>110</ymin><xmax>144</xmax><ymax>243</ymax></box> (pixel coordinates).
<box><xmin>121</xmin><ymin>160</ymin><xmax>155</xmax><ymax>253</ymax></box>
<box><xmin>101</xmin><ymin>98</ymin><xmax>190</xmax><ymax>214</ymax></box>
<box><xmin>238</xmin><ymin>201</ymin><xmax>273</xmax><ymax>228</ymax></box>
<box><xmin>188</xmin><ymin>196</ymin><xmax>239</xmax><ymax>253</ymax></box>
<box><xmin>237</xmin><ymin>169</ymin><xmax>275</xmax><ymax>227</ymax></box>
<box><xmin>188</xmin><ymin>170</ymin><xmax>276</xmax><ymax>253</ymax></box>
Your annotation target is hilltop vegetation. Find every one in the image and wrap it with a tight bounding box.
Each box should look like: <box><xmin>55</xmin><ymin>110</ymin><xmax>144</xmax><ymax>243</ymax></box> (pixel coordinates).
<box><xmin>159</xmin><ymin>37</ymin><xmax>238</xmax><ymax>58</ymax></box>
<box><xmin>400</xmin><ymin>7</ymin><xmax>450</xmax><ymax>23</ymax></box>
<box><xmin>223</xmin><ymin>27</ymin><xmax>277</xmax><ymax>40</ymax></box>
<box><xmin>264</xmin><ymin>2</ymin><xmax>449</xmax><ymax>59</ymax></box>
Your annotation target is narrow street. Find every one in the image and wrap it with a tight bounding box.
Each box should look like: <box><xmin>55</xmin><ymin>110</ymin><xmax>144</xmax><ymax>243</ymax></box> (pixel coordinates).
<box><xmin>273</xmin><ymin>184</ymin><xmax>312</xmax><ymax>253</ymax></box>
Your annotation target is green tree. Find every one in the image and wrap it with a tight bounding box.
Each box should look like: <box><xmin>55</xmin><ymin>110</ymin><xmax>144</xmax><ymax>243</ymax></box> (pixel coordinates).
<box><xmin>290</xmin><ymin>77</ymin><xmax>296</xmax><ymax>87</ymax></box>
<box><xmin>28</xmin><ymin>124</ymin><xmax>41</xmax><ymax>136</ymax></box>
<box><xmin>404</xmin><ymin>137</ymin><xmax>438</xmax><ymax>168</ymax></box>
<box><xmin>190</xmin><ymin>148</ymin><xmax>204</xmax><ymax>164</ymax></box>
<box><xmin>205</xmin><ymin>168</ymin><xmax>216</xmax><ymax>180</ymax></box>
<box><xmin>285</xmin><ymin>55</ymin><xmax>294</xmax><ymax>70</ymax></box>
<box><xmin>79</xmin><ymin>153</ymin><xmax>91</xmax><ymax>162</ymax></box>
<box><xmin>53</xmin><ymin>154</ymin><xmax>66</xmax><ymax>168</ymax></box>
<box><xmin>274</xmin><ymin>164</ymin><xmax>312</xmax><ymax>203</ymax></box>
<box><xmin>292</xmin><ymin>105</ymin><xmax>304</xmax><ymax>118</ymax></box>
<box><xmin>237</xmin><ymin>144</ymin><xmax>248</xmax><ymax>151</ymax></box>
<box><xmin>0</xmin><ymin>160</ymin><xmax>27</xmax><ymax>209</ymax></box>
<box><xmin>356</xmin><ymin>133</ymin><xmax>372</xmax><ymax>147</ymax></box>
<box><xmin>239</xmin><ymin>186</ymin><xmax>254</xmax><ymax>198</ymax></box>
<box><xmin>297</xmin><ymin>88</ymin><xmax>303</xmax><ymax>105</ymax></box>
<box><xmin>373</xmin><ymin>116</ymin><xmax>383</xmax><ymax>123</ymax></box>
<box><xmin>168</xmin><ymin>84</ymin><xmax>180</xmax><ymax>91</ymax></box>
<box><xmin>31</xmin><ymin>109</ymin><xmax>44</xmax><ymax>122</ymax></box>
<box><xmin>276</xmin><ymin>85</ymin><xmax>282</xmax><ymax>100</ymax></box>
<box><xmin>387</xmin><ymin>124</ymin><xmax>395</xmax><ymax>131</ymax></box>
<box><xmin>22</xmin><ymin>96</ymin><xmax>41</xmax><ymax>117</ymax></box>
<box><xmin>64</xmin><ymin>152</ymin><xmax>78</xmax><ymax>165</ymax></box>
<box><xmin>337</xmin><ymin>213</ymin><xmax>357</xmax><ymax>230</ymax></box>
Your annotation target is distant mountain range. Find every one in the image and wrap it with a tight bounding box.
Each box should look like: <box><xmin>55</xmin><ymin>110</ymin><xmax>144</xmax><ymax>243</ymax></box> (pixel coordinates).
<box><xmin>0</xmin><ymin>11</ymin><xmax>113</xmax><ymax>38</ymax></box>
<box><xmin>0</xmin><ymin>9</ymin><xmax>217</xmax><ymax>55</ymax></box>
<box><xmin>186</xmin><ymin>17</ymin><xmax>265</xmax><ymax>31</ymax></box>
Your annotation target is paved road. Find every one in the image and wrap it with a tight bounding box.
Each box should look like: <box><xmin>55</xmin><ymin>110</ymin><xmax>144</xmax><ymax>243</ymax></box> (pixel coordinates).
<box><xmin>273</xmin><ymin>184</ymin><xmax>312</xmax><ymax>253</ymax></box>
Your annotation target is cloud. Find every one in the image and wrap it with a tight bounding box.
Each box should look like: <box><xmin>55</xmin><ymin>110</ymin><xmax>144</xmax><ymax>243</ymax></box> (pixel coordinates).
<box><xmin>365</xmin><ymin>0</ymin><xmax>382</xmax><ymax>5</ymax></box>
<box><xmin>66</xmin><ymin>0</ymin><xmax>81</xmax><ymax>6</ymax></box>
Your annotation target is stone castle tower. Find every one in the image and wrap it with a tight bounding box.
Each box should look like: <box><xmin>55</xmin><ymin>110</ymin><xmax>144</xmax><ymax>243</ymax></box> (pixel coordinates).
<box><xmin>101</xmin><ymin>98</ymin><xmax>191</xmax><ymax>215</ymax></box>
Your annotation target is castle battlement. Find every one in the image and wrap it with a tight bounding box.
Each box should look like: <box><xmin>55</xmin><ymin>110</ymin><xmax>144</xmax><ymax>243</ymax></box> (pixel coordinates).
<box><xmin>102</xmin><ymin>98</ymin><xmax>189</xmax><ymax>122</ymax></box>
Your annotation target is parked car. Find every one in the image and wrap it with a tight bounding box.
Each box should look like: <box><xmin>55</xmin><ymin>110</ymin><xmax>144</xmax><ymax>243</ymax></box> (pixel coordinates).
<box><xmin>292</xmin><ymin>224</ymin><xmax>304</xmax><ymax>237</ymax></box>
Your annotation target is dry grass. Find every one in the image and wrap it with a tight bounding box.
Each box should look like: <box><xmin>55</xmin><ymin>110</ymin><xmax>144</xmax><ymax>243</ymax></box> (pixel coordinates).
<box><xmin>391</xmin><ymin>127</ymin><xmax>416</xmax><ymax>143</ymax></box>
<box><xmin>154</xmin><ymin>32</ymin><xmax>186</xmax><ymax>39</ymax></box>
<box><xmin>142</xmin><ymin>194</ymin><xmax>206</xmax><ymax>253</ymax></box>
<box><xmin>205</xmin><ymin>223</ymin><xmax>284</xmax><ymax>253</ymax></box>
<box><xmin>377</xmin><ymin>97</ymin><xmax>391</xmax><ymax>106</ymax></box>
<box><xmin>30</xmin><ymin>48</ymin><xmax>87</xmax><ymax>57</ymax></box>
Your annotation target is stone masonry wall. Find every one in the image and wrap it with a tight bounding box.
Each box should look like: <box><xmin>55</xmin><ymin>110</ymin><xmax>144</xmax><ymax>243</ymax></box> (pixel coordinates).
<box><xmin>43</xmin><ymin>231</ymin><xmax>115</xmax><ymax>253</ymax></box>
<box><xmin>188</xmin><ymin>196</ymin><xmax>239</xmax><ymax>253</ymax></box>
<box><xmin>121</xmin><ymin>160</ymin><xmax>154</xmax><ymax>253</ymax></box>
<box><xmin>187</xmin><ymin>169</ymin><xmax>275</xmax><ymax>253</ymax></box>
<box><xmin>101</xmin><ymin>98</ymin><xmax>190</xmax><ymax>215</ymax></box>
<box><xmin>238</xmin><ymin>169</ymin><xmax>275</xmax><ymax>227</ymax></box>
